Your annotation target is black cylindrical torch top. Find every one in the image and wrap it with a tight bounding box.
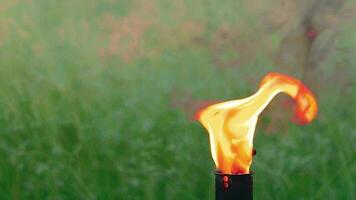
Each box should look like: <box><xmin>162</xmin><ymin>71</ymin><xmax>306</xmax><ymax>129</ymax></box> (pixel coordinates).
<box><xmin>215</xmin><ymin>172</ymin><xmax>253</xmax><ymax>200</ymax></box>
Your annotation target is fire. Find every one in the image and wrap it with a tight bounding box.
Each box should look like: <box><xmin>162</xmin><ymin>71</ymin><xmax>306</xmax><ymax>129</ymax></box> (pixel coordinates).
<box><xmin>197</xmin><ymin>72</ymin><xmax>318</xmax><ymax>174</ymax></box>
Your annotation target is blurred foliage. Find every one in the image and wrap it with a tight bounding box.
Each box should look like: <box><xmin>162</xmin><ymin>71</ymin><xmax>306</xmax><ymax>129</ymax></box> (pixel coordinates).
<box><xmin>0</xmin><ymin>0</ymin><xmax>355</xmax><ymax>199</ymax></box>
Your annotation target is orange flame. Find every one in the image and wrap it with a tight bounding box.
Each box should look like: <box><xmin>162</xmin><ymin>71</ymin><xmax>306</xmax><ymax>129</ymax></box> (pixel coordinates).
<box><xmin>197</xmin><ymin>72</ymin><xmax>318</xmax><ymax>174</ymax></box>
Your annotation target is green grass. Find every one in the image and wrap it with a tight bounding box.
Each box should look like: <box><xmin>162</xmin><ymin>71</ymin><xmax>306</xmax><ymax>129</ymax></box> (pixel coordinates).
<box><xmin>0</xmin><ymin>0</ymin><xmax>355</xmax><ymax>199</ymax></box>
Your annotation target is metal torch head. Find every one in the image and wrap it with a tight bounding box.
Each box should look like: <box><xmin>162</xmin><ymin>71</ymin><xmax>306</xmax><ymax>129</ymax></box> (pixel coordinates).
<box><xmin>215</xmin><ymin>172</ymin><xmax>253</xmax><ymax>200</ymax></box>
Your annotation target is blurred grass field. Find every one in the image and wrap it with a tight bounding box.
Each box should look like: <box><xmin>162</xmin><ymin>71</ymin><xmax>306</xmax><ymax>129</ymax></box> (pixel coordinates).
<box><xmin>0</xmin><ymin>0</ymin><xmax>355</xmax><ymax>199</ymax></box>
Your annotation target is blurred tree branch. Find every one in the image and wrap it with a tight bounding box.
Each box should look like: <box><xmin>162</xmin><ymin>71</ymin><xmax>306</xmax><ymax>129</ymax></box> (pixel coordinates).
<box><xmin>265</xmin><ymin>0</ymin><xmax>354</xmax><ymax>133</ymax></box>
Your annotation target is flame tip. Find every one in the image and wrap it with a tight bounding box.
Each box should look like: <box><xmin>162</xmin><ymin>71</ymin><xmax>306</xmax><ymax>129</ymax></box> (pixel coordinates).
<box><xmin>194</xmin><ymin>110</ymin><xmax>202</xmax><ymax>121</ymax></box>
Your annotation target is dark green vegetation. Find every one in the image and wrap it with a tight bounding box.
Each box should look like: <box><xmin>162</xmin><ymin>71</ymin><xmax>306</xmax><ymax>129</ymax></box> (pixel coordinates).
<box><xmin>0</xmin><ymin>0</ymin><xmax>355</xmax><ymax>199</ymax></box>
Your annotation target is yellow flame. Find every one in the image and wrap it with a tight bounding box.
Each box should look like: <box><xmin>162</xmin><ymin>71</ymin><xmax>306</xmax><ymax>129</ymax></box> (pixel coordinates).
<box><xmin>197</xmin><ymin>72</ymin><xmax>318</xmax><ymax>174</ymax></box>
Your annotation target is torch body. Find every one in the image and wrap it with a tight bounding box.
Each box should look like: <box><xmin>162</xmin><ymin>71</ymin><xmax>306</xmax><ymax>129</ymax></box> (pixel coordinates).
<box><xmin>215</xmin><ymin>173</ymin><xmax>253</xmax><ymax>200</ymax></box>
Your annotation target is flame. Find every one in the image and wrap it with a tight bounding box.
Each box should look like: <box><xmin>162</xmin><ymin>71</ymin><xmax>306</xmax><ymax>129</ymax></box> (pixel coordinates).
<box><xmin>197</xmin><ymin>72</ymin><xmax>318</xmax><ymax>174</ymax></box>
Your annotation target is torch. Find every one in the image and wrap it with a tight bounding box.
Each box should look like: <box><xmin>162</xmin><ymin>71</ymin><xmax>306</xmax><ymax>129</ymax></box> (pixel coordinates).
<box><xmin>196</xmin><ymin>72</ymin><xmax>318</xmax><ymax>200</ymax></box>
